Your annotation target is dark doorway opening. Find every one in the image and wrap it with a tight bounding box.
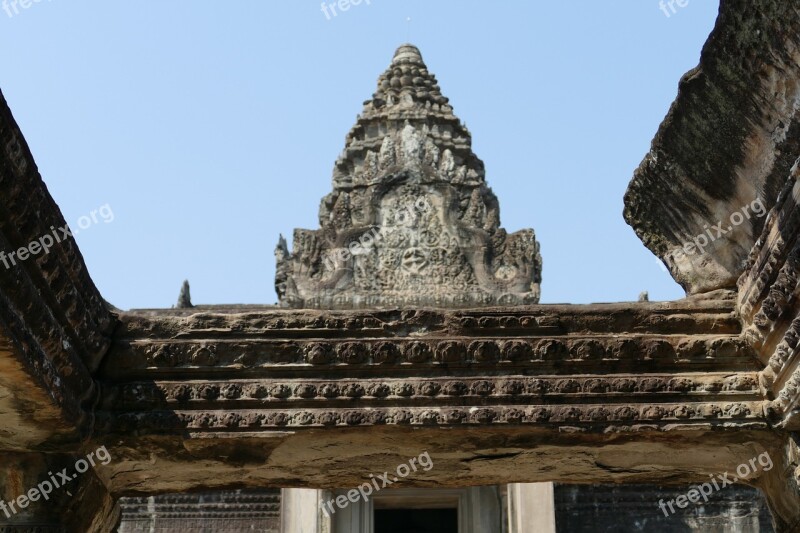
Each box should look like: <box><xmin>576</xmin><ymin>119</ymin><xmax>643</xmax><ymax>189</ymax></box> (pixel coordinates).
<box><xmin>374</xmin><ymin>508</ymin><xmax>458</xmax><ymax>533</ymax></box>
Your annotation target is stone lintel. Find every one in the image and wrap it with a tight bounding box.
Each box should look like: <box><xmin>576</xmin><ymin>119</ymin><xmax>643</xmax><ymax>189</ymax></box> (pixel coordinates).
<box><xmin>91</xmin><ymin>427</ymin><xmax>781</xmax><ymax>498</ymax></box>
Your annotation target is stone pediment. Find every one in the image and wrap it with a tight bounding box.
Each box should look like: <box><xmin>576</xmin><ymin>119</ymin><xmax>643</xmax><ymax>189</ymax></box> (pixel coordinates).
<box><xmin>275</xmin><ymin>45</ymin><xmax>542</xmax><ymax>309</ymax></box>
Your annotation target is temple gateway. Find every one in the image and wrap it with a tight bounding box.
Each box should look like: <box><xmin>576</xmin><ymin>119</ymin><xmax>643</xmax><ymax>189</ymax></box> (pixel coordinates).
<box><xmin>1</xmin><ymin>1</ymin><xmax>800</xmax><ymax>531</ymax></box>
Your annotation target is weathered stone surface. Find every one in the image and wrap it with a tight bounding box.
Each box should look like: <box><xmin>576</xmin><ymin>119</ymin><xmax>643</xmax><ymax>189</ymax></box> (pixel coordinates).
<box><xmin>80</xmin><ymin>295</ymin><xmax>779</xmax><ymax>505</ymax></box>
<box><xmin>3</xmin><ymin>5</ymin><xmax>800</xmax><ymax>530</ymax></box>
<box><xmin>276</xmin><ymin>45</ymin><xmax>541</xmax><ymax>309</ymax></box>
<box><xmin>738</xmin><ymin>158</ymin><xmax>800</xmax><ymax>429</ymax></box>
<box><xmin>0</xmin><ymin>89</ymin><xmax>117</xmax><ymax>448</ymax></box>
<box><xmin>735</xmin><ymin>157</ymin><xmax>800</xmax><ymax>531</ymax></box>
<box><xmin>624</xmin><ymin>0</ymin><xmax>800</xmax><ymax>295</ymax></box>
<box><xmin>88</xmin><ymin>427</ymin><xmax>781</xmax><ymax>506</ymax></box>
<box><xmin>750</xmin><ymin>437</ymin><xmax>800</xmax><ymax>532</ymax></box>
<box><xmin>0</xmin><ymin>453</ymin><xmax>119</xmax><ymax>532</ymax></box>
<box><xmin>99</xmin><ymin>301</ymin><xmax>760</xmax><ymax>431</ymax></box>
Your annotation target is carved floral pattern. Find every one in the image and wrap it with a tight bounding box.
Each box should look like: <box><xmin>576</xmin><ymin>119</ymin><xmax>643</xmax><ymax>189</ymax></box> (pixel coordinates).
<box><xmin>105</xmin><ymin>401</ymin><xmax>761</xmax><ymax>432</ymax></box>
<box><xmin>114</xmin><ymin>374</ymin><xmax>759</xmax><ymax>408</ymax></box>
<box><xmin>130</xmin><ymin>336</ymin><xmax>755</xmax><ymax>370</ymax></box>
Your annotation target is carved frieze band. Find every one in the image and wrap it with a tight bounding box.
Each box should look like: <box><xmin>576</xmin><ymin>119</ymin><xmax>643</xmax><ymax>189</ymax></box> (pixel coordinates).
<box><xmin>95</xmin><ymin>401</ymin><xmax>765</xmax><ymax>433</ymax></box>
<box><xmin>117</xmin><ymin>304</ymin><xmax>741</xmax><ymax>340</ymax></box>
<box><xmin>106</xmin><ymin>374</ymin><xmax>760</xmax><ymax>410</ymax></box>
<box><xmin>107</xmin><ymin>336</ymin><xmax>756</xmax><ymax>377</ymax></box>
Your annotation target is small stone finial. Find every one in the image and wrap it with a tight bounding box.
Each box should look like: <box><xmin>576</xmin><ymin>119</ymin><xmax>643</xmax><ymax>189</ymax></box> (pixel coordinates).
<box><xmin>177</xmin><ymin>280</ymin><xmax>193</xmax><ymax>309</ymax></box>
<box><xmin>638</xmin><ymin>291</ymin><xmax>650</xmax><ymax>302</ymax></box>
<box><xmin>392</xmin><ymin>43</ymin><xmax>423</xmax><ymax>65</ymax></box>
<box><xmin>276</xmin><ymin>234</ymin><xmax>289</xmax><ymax>258</ymax></box>
<box><xmin>275</xmin><ymin>235</ymin><xmax>290</xmax><ymax>302</ymax></box>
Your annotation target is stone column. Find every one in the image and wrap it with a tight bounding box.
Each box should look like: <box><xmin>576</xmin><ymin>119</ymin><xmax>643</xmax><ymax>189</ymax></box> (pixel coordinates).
<box><xmin>281</xmin><ymin>488</ymin><xmax>331</xmax><ymax>533</ymax></box>
<box><xmin>507</xmin><ymin>483</ymin><xmax>556</xmax><ymax>533</ymax></box>
<box><xmin>466</xmin><ymin>486</ymin><xmax>504</xmax><ymax>532</ymax></box>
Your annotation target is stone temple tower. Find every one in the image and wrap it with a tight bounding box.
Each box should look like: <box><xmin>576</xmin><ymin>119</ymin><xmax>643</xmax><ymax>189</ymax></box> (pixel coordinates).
<box><xmin>276</xmin><ymin>44</ymin><xmax>542</xmax><ymax>309</ymax></box>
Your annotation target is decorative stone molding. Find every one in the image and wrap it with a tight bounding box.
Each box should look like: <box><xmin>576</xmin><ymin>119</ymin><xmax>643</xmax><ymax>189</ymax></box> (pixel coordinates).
<box><xmin>738</xmin><ymin>159</ymin><xmax>800</xmax><ymax>430</ymax></box>
<box><xmin>102</xmin><ymin>299</ymin><xmax>753</xmax><ymax>378</ymax></box>
<box><xmin>737</xmin><ymin>158</ymin><xmax>800</xmax><ymax>530</ymax></box>
<box><xmin>108</xmin><ymin>336</ymin><xmax>755</xmax><ymax>372</ymax></box>
<box><xmin>94</xmin><ymin>297</ymin><xmax>768</xmax><ymax>438</ymax></box>
<box><xmin>98</xmin><ymin>402</ymin><xmax>764</xmax><ymax>433</ymax></box>
<box><xmin>106</xmin><ymin>374</ymin><xmax>759</xmax><ymax>409</ymax></box>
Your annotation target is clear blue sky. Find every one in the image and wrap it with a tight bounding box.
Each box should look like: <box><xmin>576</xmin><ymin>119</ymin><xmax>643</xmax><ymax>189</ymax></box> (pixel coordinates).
<box><xmin>0</xmin><ymin>1</ymin><xmax>719</xmax><ymax>309</ymax></box>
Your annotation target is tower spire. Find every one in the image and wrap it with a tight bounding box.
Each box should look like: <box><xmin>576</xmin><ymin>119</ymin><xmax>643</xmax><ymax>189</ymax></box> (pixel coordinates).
<box><xmin>276</xmin><ymin>45</ymin><xmax>541</xmax><ymax>309</ymax></box>
<box><xmin>334</xmin><ymin>43</ymin><xmax>484</xmax><ymax>189</ymax></box>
